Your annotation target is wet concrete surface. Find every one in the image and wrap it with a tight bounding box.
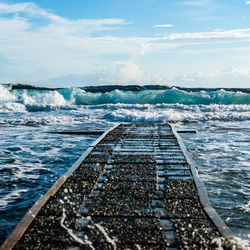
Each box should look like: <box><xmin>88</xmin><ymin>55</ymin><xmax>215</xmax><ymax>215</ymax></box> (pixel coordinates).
<box><xmin>14</xmin><ymin>123</ymin><xmax>229</xmax><ymax>249</ymax></box>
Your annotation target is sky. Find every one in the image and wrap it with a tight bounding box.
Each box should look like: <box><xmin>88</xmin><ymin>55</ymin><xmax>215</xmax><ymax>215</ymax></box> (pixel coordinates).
<box><xmin>0</xmin><ymin>0</ymin><xmax>250</xmax><ymax>87</ymax></box>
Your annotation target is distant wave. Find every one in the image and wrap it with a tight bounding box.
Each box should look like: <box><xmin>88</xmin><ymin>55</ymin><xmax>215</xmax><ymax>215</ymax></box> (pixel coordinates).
<box><xmin>66</xmin><ymin>87</ymin><xmax>250</xmax><ymax>105</ymax></box>
<box><xmin>0</xmin><ymin>84</ymin><xmax>249</xmax><ymax>112</ymax></box>
<box><xmin>3</xmin><ymin>83</ymin><xmax>250</xmax><ymax>94</ymax></box>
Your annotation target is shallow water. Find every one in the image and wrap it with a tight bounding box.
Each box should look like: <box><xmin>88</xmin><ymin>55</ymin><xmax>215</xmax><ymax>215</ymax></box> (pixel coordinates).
<box><xmin>0</xmin><ymin>85</ymin><xmax>249</xmax><ymax>247</ymax></box>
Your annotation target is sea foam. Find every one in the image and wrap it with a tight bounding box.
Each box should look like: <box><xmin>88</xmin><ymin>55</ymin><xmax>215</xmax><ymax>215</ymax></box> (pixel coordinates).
<box><xmin>0</xmin><ymin>84</ymin><xmax>250</xmax><ymax>123</ymax></box>
<box><xmin>58</xmin><ymin>87</ymin><xmax>250</xmax><ymax>105</ymax></box>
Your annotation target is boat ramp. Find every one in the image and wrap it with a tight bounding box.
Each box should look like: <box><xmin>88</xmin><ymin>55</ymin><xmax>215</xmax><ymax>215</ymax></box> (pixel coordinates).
<box><xmin>1</xmin><ymin>123</ymin><xmax>233</xmax><ymax>249</ymax></box>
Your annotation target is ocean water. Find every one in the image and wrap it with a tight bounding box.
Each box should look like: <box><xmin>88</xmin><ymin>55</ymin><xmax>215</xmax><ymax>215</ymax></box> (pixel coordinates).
<box><xmin>0</xmin><ymin>84</ymin><xmax>249</xmax><ymax>247</ymax></box>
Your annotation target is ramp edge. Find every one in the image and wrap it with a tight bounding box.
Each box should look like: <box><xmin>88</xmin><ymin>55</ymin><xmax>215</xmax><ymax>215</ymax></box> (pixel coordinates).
<box><xmin>170</xmin><ymin>124</ymin><xmax>234</xmax><ymax>239</ymax></box>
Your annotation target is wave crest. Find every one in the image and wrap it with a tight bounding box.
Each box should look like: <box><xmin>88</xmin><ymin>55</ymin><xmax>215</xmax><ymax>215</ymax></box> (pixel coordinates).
<box><xmin>0</xmin><ymin>85</ymin><xmax>249</xmax><ymax>115</ymax></box>
<box><xmin>57</xmin><ymin>87</ymin><xmax>250</xmax><ymax>105</ymax></box>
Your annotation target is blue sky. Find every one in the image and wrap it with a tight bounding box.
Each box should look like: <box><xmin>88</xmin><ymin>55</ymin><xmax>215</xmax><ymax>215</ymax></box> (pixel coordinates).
<box><xmin>0</xmin><ymin>0</ymin><xmax>250</xmax><ymax>87</ymax></box>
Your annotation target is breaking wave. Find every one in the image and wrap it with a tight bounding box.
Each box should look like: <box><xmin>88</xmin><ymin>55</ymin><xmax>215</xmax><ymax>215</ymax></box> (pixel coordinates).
<box><xmin>69</xmin><ymin>87</ymin><xmax>250</xmax><ymax>105</ymax></box>
<box><xmin>1</xmin><ymin>85</ymin><xmax>250</xmax><ymax>107</ymax></box>
<box><xmin>0</xmin><ymin>84</ymin><xmax>249</xmax><ymax>122</ymax></box>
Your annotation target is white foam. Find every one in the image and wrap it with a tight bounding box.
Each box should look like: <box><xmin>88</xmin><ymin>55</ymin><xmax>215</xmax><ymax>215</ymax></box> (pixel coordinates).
<box><xmin>211</xmin><ymin>237</ymin><xmax>224</xmax><ymax>250</ymax></box>
<box><xmin>0</xmin><ymin>114</ymin><xmax>75</xmax><ymax>126</ymax></box>
<box><xmin>240</xmin><ymin>201</ymin><xmax>250</xmax><ymax>213</ymax></box>
<box><xmin>227</xmin><ymin>237</ymin><xmax>250</xmax><ymax>250</ymax></box>
<box><xmin>107</xmin><ymin>104</ymin><xmax>250</xmax><ymax>123</ymax></box>
<box><xmin>60</xmin><ymin>208</ymin><xmax>95</xmax><ymax>249</ymax></box>
<box><xmin>1</xmin><ymin>84</ymin><xmax>250</xmax><ymax>121</ymax></box>
<box><xmin>0</xmin><ymin>85</ymin><xmax>71</xmax><ymax>112</ymax></box>
<box><xmin>0</xmin><ymin>85</ymin><xmax>16</xmax><ymax>103</ymax></box>
<box><xmin>0</xmin><ymin>102</ymin><xmax>26</xmax><ymax>112</ymax></box>
<box><xmin>135</xmin><ymin>244</ymin><xmax>141</xmax><ymax>250</ymax></box>
<box><xmin>22</xmin><ymin>91</ymin><xmax>67</xmax><ymax>107</ymax></box>
<box><xmin>0</xmin><ymin>189</ymin><xmax>28</xmax><ymax>209</ymax></box>
<box><xmin>0</xmin><ymin>85</ymin><xmax>26</xmax><ymax>112</ymax></box>
<box><xmin>94</xmin><ymin>223</ymin><xmax>117</xmax><ymax>250</ymax></box>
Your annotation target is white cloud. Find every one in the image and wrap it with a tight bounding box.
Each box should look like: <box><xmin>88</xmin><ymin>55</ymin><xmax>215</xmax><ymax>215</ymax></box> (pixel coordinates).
<box><xmin>171</xmin><ymin>67</ymin><xmax>250</xmax><ymax>88</ymax></box>
<box><xmin>246</xmin><ymin>1</ymin><xmax>250</xmax><ymax>4</ymax></box>
<box><xmin>0</xmin><ymin>16</ymin><xmax>30</xmax><ymax>32</ymax></box>
<box><xmin>167</xmin><ymin>28</ymin><xmax>250</xmax><ymax>40</ymax></box>
<box><xmin>128</xmin><ymin>28</ymin><xmax>250</xmax><ymax>46</ymax></box>
<box><xmin>1</xmin><ymin>1</ymin><xmax>250</xmax><ymax>86</ymax></box>
<box><xmin>128</xmin><ymin>28</ymin><xmax>250</xmax><ymax>56</ymax></box>
<box><xmin>0</xmin><ymin>2</ymin><xmax>133</xmax><ymax>79</ymax></box>
<box><xmin>0</xmin><ymin>2</ymin><xmax>126</xmax><ymax>34</ymax></box>
<box><xmin>108</xmin><ymin>61</ymin><xmax>144</xmax><ymax>83</ymax></box>
<box><xmin>177</xmin><ymin>1</ymin><xmax>207</xmax><ymax>6</ymax></box>
<box><xmin>42</xmin><ymin>65</ymin><xmax>250</xmax><ymax>88</ymax></box>
<box><xmin>153</xmin><ymin>24</ymin><xmax>175</xmax><ymax>28</ymax></box>
<box><xmin>0</xmin><ymin>2</ymin><xmax>40</xmax><ymax>14</ymax></box>
<box><xmin>0</xmin><ymin>2</ymin><xmax>59</xmax><ymax>20</ymax></box>
<box><xmin>195</xmin><ymin>16</ymin><xmax>218</xmax><ymax>21</ymax></box>
<box><xmin>42</xmin><ymin>61</ymin><xmax>150</xmax><ymax>86</ymax></box>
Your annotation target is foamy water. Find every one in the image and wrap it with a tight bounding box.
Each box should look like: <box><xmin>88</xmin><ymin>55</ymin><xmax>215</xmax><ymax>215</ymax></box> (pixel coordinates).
<box><xmin>0</xmin><ymin>84</ymin><xmax>249</xmax><ymax>247</ymax></box>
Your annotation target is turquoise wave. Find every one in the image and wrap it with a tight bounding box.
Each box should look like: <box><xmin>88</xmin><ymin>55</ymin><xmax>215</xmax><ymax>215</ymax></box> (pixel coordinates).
<box><xmin>2</xmin><ymin>85</ymin><xmax>250</xmax><ymax>107</ymax></box>
<box><xmin>57</xmin><ymin>87</ymin><xmax>250</xmax><ymax>105</ymax></box>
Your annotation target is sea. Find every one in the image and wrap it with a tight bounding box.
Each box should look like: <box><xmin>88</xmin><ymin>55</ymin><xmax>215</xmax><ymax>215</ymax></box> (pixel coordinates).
<box><xmin>0</xmin><ymin>84</ymin><xmax>249</xmax><ymax>248</ymax></box>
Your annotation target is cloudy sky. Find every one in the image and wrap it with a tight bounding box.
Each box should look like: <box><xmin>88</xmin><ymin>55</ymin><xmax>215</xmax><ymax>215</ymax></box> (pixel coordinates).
<box><xmin>0</xmin><ymin>0</ymin><xmax>250</xmax><ymax>87</ymax></box>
